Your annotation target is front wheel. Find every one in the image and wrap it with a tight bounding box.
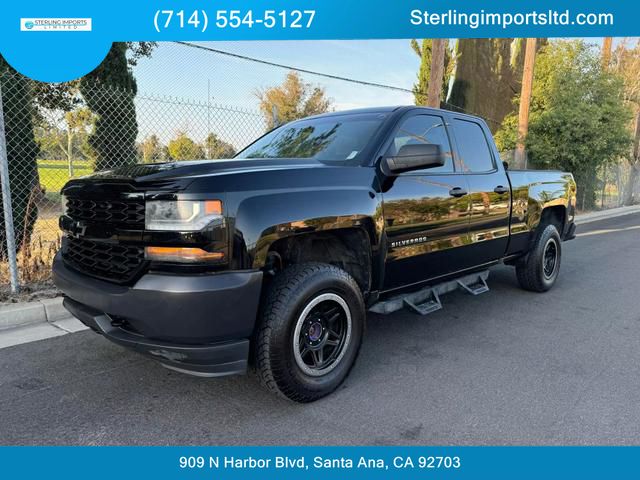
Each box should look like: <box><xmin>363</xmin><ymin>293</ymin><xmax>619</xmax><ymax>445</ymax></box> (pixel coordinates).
<box><xmin>516</xmin><ymin>223</ymin><xmax>562</xmax><ymax>292</ymax></box>
<box><xmin>255</xmin><ymin>263</ymin><xmax>365</xmax><ymax>403</ymax></box>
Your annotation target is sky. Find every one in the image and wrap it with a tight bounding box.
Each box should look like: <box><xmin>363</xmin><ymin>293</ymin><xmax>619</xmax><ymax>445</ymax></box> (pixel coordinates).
<box><xmin>132</xmin><ymin>40</ymin><xmax>418</xmax><ymax>110</ymax></box>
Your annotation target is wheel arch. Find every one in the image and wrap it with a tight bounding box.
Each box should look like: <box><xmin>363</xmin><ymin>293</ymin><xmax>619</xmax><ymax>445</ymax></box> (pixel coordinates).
<box><xmin>263</xmin><ymin>227</ymin><xmax>375</xmax><ymax>295</ymax></box>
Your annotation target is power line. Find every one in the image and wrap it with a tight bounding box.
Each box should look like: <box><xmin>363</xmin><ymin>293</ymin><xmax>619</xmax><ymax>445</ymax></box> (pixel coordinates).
<box><xmin>172</xmin><ymin>41</ymin><xmax>502</xmax><ymax>126</ymax></box>
<box><xmin>173</xmin><ymin>41</ymin><xmax>414</xmax><ymax>94</ymax></box>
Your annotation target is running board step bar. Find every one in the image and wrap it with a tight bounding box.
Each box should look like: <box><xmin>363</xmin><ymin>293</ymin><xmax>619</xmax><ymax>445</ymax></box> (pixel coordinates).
<box><xmin>457</xmin><ymin>275</ymin><xmax>489</xmax><ymax>295</ymax></box>
<box><xmin>403</xmin><ymin>290</ymin><xmax>442</xmax><ymax>315</ymax></box>
<box><xmin>369</xmin><ymin>270</ymin><xmax>490</xmax><ymax>316</ymax></box>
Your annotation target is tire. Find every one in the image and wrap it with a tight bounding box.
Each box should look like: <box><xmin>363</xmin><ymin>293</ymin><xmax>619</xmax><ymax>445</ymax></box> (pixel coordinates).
<box><xmin>516</xmin><ymin>223</ymin><xmax>562</xmax><ymax>292</ymax></box>
<box><xmin>255</xmin><ymin>262</ymin><xmax>365</xmax><ymax>403</ymax></box>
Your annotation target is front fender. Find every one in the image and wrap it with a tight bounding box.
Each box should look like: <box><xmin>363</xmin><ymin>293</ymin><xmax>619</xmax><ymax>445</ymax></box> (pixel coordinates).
<box><xmin>231</xmin><ymin>188</ymin><xmax>383</xmax><ymax>270</ymax></box>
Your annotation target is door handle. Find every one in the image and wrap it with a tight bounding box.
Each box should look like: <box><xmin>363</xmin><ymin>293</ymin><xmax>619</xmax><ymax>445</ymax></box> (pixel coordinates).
<box><xmin>494</xmin><ymin>185</ymin><xmax>509</xmax><ymax>195</ymax></box>
<box><xmin>449</xmin><ymin>187</ymin><xmax>468</xmax><ymax>198</ymax></box>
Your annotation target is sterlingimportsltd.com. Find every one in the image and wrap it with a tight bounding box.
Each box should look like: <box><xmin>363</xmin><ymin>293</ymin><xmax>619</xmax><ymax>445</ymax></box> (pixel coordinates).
<box><xmin>410</xmin><ymin>9</ymin><xmax>614</xmax><ymax>30</ymax></box>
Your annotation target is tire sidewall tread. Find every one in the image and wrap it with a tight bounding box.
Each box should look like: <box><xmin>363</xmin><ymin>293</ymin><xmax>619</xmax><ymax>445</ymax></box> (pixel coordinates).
<box><xmin>255</xmin><ymin>262</ymin><xmax>365</xmax><ymax>403</ymax></box>
<box><xmin>516</xmin><ymin>223</ymin><xmax>562</xmax><ymax>292</ymax></box>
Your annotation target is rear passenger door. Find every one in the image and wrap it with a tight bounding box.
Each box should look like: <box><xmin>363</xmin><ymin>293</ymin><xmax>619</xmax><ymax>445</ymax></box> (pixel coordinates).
<box><xmin>449</xmin><ymin>117</ymin><xmax>511</xmax><ymax>264</ymax></box>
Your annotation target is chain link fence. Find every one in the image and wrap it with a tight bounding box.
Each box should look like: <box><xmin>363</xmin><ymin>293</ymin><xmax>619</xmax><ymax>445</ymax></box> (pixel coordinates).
<box><xmin>1</xmin><ymin>40</ymin><xmax>638</xmax><ymax>300</ymax></box>
<box><xmin>0</xmin><ymin>67</ymin><xmax>266</xmax><ymax>299</ymax></box>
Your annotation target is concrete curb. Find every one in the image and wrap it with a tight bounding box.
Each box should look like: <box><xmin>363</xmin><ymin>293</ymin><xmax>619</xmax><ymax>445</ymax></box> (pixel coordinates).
<box><xmin>0</xmin><ymin>297</ymin><xmax>68</xmax><ymax>331</ymax></box>
<box><xmin>0</xmin><ymin>297</ymin><xmax>88</xmax><ymax>349</ymax></box>
<box><xmin>575</xmin><ymin>205</ymin><xmax>640</xmax><ymax>225</ymax></box>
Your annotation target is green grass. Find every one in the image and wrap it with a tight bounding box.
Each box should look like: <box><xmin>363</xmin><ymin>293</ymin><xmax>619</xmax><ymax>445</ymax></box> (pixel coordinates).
<box><xmin>37</xmin><ymin>159</ymin><xmax>93</xmax><ymax>193</ymax></box>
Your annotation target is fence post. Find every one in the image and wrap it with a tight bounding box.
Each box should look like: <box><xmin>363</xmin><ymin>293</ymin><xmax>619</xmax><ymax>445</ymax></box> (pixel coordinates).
<box><xmin>0</xmin><ymin>82</ymin><xmax>20</xmax><ymax>293</ymax></box>
<box><xmin>271</xmin><ymin>105</ymin><xmax>279</xmax><ymax>128</ymax></box>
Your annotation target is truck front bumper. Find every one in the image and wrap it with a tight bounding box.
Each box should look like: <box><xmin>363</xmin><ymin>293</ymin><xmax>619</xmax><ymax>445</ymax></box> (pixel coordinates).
<box><xmin>52</xmin><ymin>252</ymin><xmax>263</xmax><ymax>377</ymax></box>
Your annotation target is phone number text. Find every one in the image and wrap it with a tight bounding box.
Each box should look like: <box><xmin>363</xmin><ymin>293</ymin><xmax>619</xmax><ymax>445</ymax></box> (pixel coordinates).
<box><xmin>153</xmin><ymin>9</ymin><xmax>316</xmax><ymax>33</ymax></box>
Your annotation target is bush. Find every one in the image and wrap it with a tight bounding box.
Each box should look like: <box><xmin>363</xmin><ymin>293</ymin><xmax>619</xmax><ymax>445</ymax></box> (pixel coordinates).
<box><xmin>496</xmin><ymin>41</ymin><xmax>632</xmax><ymax>210</ymax></box>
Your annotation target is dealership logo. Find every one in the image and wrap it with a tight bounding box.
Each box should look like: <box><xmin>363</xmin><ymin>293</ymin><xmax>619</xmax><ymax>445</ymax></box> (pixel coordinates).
<box><xmin>20</xmin><ymin>18</ymin><xmax>92</xmax><ymax>31</ymax></box>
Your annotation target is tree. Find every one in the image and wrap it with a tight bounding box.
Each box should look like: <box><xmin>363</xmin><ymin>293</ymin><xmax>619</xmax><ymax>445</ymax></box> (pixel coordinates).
<box><xmin>410</xmin><ymin>39</ymin><xmax>453</xmax><ymax>106</ymax></box>
<box><xmin>0</xmin><ymin>56</ymin><xmax>40</xmax><ymax>256</ymax></box>
<box><xmin>204</xmin><ymin>133</ymin><xmax>236</xmax><ymax>159</ymax></box>
<box><xmin>35</xmin><ymin>108</ymin><xmax>95</xmax><ymax>174</ymax></box>
<box><xmin>32</xmin><ymin>80</ymin><xmax>81</xmax><ymax>114</ymax></box>
<box><xmin>63</xmin><ymin>108</ymin><xmax>94</xmax><ymax>175</ymax></box>
<box><xmin>256</xmin><ymin>71</ymin><xmax>332</xmax><ymax>129</ymax></box>
<box><xmin>167</xmin><ymin>132</ymin><xmax>204</xmax><ymax>161</ymax></box>
<box><xmin>611</xmin><ymin>39</ymin><xmax>640</xmax><ymax>205</ymax></box>
<box><xmin>125</xmin><ymin>42</ymin><xmax>158</xmax><ymax>66</ymax></box>
<box><xmin>602</xmin><ymin>37</ymin><xmax>613</xmax><ymax>68</ymax></box>
<box><xmin>139</xmin><ymin>134</ymin><xmax>165</xmax><ymax>163</ymax></box>
<box><xmin>448</xmin><ymin>39</ymin><xmax>541</xmax><ymax>131</ymax></box>
<box><xmin>495</xmin><ymin>40</ymin><xmax>632</xmax><ymax>210</ymax></box>
<box><xmin>426</xmin><ymin>39</ymin><xmax>447</xmax><ymax>108</ymax></box>
<box><xmin>32</xmin><ymin>42</ymin><xmax>155</xmax><ymax>114</ymax></box>
<box><xmin>514</xmin><ymin>38</ymin><xmax>537</xmax><ymax>168</ymax></box>
<box><xmin>79</xmin><ymin>42</ymin><xmax>155</xmax><ymax>171</ymax></box>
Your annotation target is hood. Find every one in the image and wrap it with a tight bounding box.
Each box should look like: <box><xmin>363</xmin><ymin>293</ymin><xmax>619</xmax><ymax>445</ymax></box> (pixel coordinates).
<box><xmin>66</xmin><ymin>158</ymin><xmax>325</xmax><ymax>190</ymax></box>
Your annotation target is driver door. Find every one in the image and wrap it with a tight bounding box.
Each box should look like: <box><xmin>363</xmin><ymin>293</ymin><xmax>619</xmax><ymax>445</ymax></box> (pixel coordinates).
<box><xmin>382</xmin><ymin>113</ymin><xmax>471</xmax><ymax>291</ymax></box>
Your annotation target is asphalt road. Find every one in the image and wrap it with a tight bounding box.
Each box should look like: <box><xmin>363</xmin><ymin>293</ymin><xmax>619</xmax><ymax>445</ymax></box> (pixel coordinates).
<box><xmin>1</xmin><ymin>213</ymin><xmax>639</xmax><ymax>446</ymax></box>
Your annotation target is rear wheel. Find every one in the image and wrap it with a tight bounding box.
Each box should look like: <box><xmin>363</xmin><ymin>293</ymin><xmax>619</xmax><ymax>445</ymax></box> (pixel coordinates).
<box><xmin>516</xmin><ymin>223</ymin><xmax>562</xmax><ymax>292</ymax></box>
<box><xmin>255</xmin><ymin>263</ymin><xmax>365</xmax><ymax>402</ymax></box>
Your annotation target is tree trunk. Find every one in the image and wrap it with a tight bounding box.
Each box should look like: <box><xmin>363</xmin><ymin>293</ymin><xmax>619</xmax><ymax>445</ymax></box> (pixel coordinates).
<box><xmin>515</xmin><ymin>38</ymin><xmax>537</xmax><ymax>169</ymax></box>
<box><xmin>600</xmin><ymin>165</ymin><xmax>607</xmax><ymax>209</ymax></box>
<box><xmin>623</xmin><ymin>111</ymin><xmax>640</xmax><ymax>206</ymax></box>
<box><xmin>447</xmin><ymin>38</ymin><xmax>545</xmax><ymax>133</ymax></box>
<box><xmin>427</xmin><ymin>39</ymin><xmax>446</xmax><ymax>108</ymax></box>
<box><xmin>602</xmin><ymin>37</ymin><xmax>613</xmax><ymax>69</ymax></box>
<box><xmin>67</xmin><ymin>130</ymin><xmax>74</xmax><ymax>177</ymax></box>
<box><xmin>615</xmin><ymin>165</ymin><xmax>623</xmax><ymax>207</ymax></box>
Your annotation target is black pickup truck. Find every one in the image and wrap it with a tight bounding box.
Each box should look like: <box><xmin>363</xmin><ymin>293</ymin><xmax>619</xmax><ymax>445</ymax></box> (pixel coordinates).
<box><xmin>53</xmin><ymin>106</ymin><xmax>577</xmax><ymax>402</ymax></box>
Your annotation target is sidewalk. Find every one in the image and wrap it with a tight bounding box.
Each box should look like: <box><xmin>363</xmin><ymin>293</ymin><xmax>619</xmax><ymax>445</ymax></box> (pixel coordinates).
<box><xmin>0</xmin><ymin>203</ymin><xmax>639</xmax><ymax>350</ymax></box>
<box><xmin>574</xmin><ymin>204</ymin><xmax>640</xmax><ymax>225</ymax></box>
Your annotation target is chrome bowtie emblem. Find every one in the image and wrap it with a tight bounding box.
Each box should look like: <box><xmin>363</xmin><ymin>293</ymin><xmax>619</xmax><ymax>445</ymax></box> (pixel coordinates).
<box><xmin>68</xmin><ymin>220</ymin><xmax>87</xmax><ymax>238</ymax></box>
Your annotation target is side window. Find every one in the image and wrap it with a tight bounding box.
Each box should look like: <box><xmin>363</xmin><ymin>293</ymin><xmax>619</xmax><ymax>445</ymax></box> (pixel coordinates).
<box><xmin>388</xmin><ymin>114</ymin><xmax>454</xmax><ymax>173</ymax></box>
<box><xmin>452</xmin><ymin>119</ymin><xmax>495</xmax><ymax>172</ymax></box>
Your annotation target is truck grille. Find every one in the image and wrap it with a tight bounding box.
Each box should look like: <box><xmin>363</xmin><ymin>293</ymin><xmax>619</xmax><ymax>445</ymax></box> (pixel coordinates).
<box><xmin>66</xmin><ymin>197</ymin><xmax>145</xmax><ymax>228</ymax></box>
<box><xmin>63</xmin><ymin>237</ymin><xmax>145</xmax><ymax>283</ymax></box>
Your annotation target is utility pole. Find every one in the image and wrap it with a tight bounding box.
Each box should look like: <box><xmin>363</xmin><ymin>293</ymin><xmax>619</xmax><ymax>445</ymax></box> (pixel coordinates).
<box><xmin>515</xmin><ymin>38</ymin><xmax>537</xmax><ymax>169</ymax></box>
<box><xmin>0</xmin><ymin>82</ymin><xmax>19</xmax><ymax>293</ymax></box>
<box><xmin>602</xmin><ymin>37</ymin><xmax>613</xmax><ymax>69</ymax></box>
<box><xmin>207</xmin><ymin>79</ymin><xmax>211</xmax><ymax>159</ymax></box>
<box><xmin>427</xmin><ymin>39</ymin><xmax>446</xmax><ymax>108</ymax></box>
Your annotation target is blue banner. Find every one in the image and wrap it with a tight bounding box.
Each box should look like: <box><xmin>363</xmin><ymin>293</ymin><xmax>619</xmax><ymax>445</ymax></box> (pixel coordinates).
<box><xmin>1</xmin><ymin>0</ymin><xmax>638</xmax><ymax>81</ymax></box>
<box><xmin>1</xmin><ymin>446</ymin><xmax>639</xmax><ymax>479</ymax></box>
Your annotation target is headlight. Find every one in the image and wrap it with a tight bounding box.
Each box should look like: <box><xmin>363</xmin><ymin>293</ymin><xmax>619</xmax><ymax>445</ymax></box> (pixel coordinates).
<box><xmin>145</xmin><ymin>200</ymin><xmax>223</xmax><ymax>231</ymax></box>
<box><xmin>61</xmin><ymin>194</ymin><xmax>68</xmax><ymax>216</ymax></box>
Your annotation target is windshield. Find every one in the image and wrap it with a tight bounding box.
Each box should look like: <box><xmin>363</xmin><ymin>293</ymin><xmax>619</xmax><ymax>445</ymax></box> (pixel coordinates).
<box><xmin>236</xmin><ymin>113</ymin><xmax>387</xmax><ymax>162</ymax></box>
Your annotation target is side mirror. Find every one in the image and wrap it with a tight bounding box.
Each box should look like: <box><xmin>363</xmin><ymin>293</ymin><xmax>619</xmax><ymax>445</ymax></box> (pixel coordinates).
<box><xmin>502</xmin><ymin>160</ymin><xmax>509</xmax><ymax>170</ymax></box>
<box><xmin>384</xmin><ymin>143</ymin><xmax>445</xmax><ymax>174</ymax></box>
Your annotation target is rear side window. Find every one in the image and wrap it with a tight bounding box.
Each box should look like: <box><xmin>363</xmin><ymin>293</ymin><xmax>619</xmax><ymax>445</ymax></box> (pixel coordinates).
<box><xmin>388</xmin><ymin>114</ymin><xmax>454</xmax><ymax>173</ymax></box>
<box><xmin>452</xmin><ymin>119</ymin><xmax>495</xmax><ymax>173</ymax></box>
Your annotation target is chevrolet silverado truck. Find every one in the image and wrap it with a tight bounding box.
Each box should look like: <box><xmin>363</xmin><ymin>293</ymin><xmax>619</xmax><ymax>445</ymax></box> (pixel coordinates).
<box><xmin>53</xmin><ymin>106</ymin><xmax>577</xmax><ymax>402</ymax></box>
